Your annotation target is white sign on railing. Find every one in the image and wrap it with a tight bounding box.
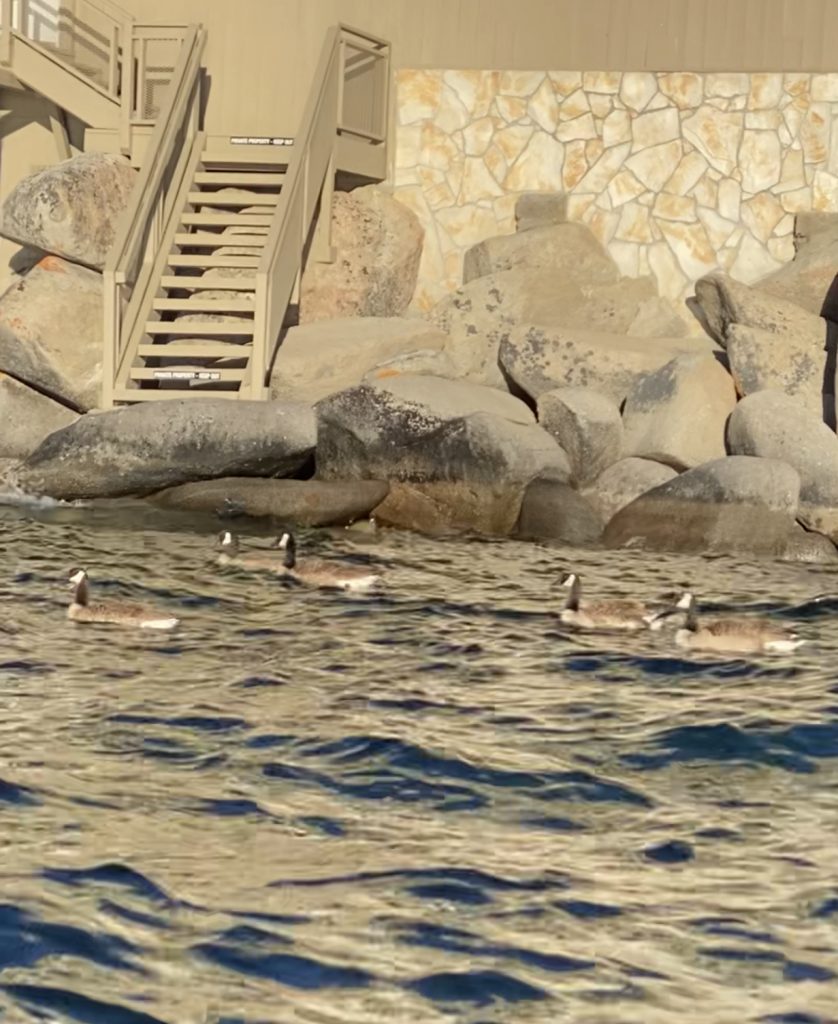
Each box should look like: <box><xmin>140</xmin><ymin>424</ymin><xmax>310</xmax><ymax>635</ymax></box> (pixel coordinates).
<box><xmin>229</xmin><ymin>136</ymin><xmax>294</xmax><ymax>146</ymax></box>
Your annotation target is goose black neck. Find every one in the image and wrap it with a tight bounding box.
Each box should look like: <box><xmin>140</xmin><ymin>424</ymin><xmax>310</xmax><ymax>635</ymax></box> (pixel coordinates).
<box><xmin>74</xmin><ymin>576</ymin><xmax>89</xmax><ymax>607</ymax></box>
<box><xmin>564</xmin><ymin>576</ymin><xmax>581</xmax><ymax>612</ymax></box>
<box><xmin>684</xmin><ymin>596</ymin><xmax>699</xmax><ymax>632</ymax></box>
<box><xmin>283</xmin><ymin>535</ymin><xmax>297</xmax><ymax>569</ymax></box>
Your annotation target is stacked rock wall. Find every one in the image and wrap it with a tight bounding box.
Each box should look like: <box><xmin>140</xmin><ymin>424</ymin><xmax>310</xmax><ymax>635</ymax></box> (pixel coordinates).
<box><xmin>394</xmin><ymin>70</ymin><xmax>838</xmax><ymax>310</ymax></box>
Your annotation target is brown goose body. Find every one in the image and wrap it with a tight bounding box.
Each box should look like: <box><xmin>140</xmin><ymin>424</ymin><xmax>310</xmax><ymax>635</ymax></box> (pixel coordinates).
<box><xmin>672</xmin><ymin>593</ymin><xmax>804</xmax><ymax>655</ymax></box>
<box><xmin>277</xmin><ymin>532</ymin><xmax>382</xmax><ymax>592</ymax></box>
<box><xmin>67</xmin><ymin>570</ymin><xmax>179</xmax><ymax>630</ymax></box>
<box><xmin>559</xmin><ymin>572</ymin><xmax>654</xmax><ymax>632</ymax></box>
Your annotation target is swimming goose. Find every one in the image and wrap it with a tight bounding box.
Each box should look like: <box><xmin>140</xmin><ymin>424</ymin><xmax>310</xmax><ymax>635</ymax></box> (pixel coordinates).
<box><xmin>67</xmin><ymin>569</ymin><xmax>179</xmax><ymax>630</ymax></box>
<box><xmin>215</xmin><ymin>531</ymin><xmax>287</xmax><ymax>573</ymax></box>
<box><xmin>558</xmin><ymin>571</ymin><xmax>659</xmax><ymax>632</ymax></box>
<box><xmin>276</xmin><ymin>531</ymin><xmax>382</xmax><ymax>592</ymax></box>
<box><xmin>667</xmin><ymin>592</ymin><xmax>805</xmax><ymax>655</ymax></box>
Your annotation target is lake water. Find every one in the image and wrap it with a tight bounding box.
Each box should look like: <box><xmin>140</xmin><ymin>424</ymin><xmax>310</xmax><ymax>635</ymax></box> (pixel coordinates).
<box><xmin>0</xmin><ymin>495</ymin><xmax>837</xmax><ymax>1023</ymax></box>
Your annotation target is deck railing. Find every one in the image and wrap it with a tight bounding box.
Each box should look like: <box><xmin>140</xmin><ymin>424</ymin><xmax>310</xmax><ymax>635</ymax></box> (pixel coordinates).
<box><xmin>0</xmin><ymin>0</ymin><xmax>186</xmax><ymax>152</ymax></box>
<box><xmin>253</xmin><ymin>24</ymin><xmax>390</xmax><ymax>396</ymax></box>
<box><xmin>102</xmin><ymin>22</ymin><xmax>204</xmax><ymax>407</ymax></box>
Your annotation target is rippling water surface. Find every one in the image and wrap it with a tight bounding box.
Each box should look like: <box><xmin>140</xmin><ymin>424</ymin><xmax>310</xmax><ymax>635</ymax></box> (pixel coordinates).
<box><xmin>1</xmin><ymin>496</ymin><xmax>838</xmax><ymax>1023</ymax></box>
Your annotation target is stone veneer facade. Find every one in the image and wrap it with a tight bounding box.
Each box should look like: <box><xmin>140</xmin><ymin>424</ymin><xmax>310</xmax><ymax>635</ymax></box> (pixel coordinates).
<box><xmin>393</xmin><ymin>69</ymin><xmax>838</xmax><ymax>311</ymax></box>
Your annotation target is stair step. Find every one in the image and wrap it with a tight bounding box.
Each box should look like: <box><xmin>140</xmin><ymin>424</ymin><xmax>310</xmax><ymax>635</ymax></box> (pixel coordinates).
<box><xmin>113</xmin><ymin>388</ymin><xmax>246</xmax><ymax>402</ymax></box>
<box><xmin>194</xmin><ymin>171</ymin><xmax>285</xmax><ymax>186</ymax></box>
<box><xmin>181</xmin><ymin>213</ymin><xmax>274</xmax><ymax>227</ymax></box>
<box><xmin>201</xmin><ymin>148</ymin><xmax>294</xmax><ymax>165</ymax></box>
<box><xmin>174</xmin><ymin>233</ymin><xmax>268</xmax><ymax>248</ymax></box>
<box><xmin>160</xmin><ymin>276</ymin><xmax>257</xmax><ymax>291</ymax></box>
<box><xmin>130</xmin><ymin>367</ymin><xmax>248</xmax><ymax>382</ymax></box>
<box><xmin>188</xmin><ymin>192</ymin><xmax>278</xmax><ymax>206</ymax></box>
<box><xmin>167</xmin><ymin>255</ymin><xmax>260</xmax><ymax>269</ymax></box>
<box><xmin>138</xmin><ymin>342</ymin><xmax>253</xmax><ymax>357</ymax></box>
<box><xmin>145</xmin><ymin>322</ymin><xmax>256</xmax><ymax>336</ymax></box>
<box><xmin>153</xmin><ymin>298</ymin><xmax>256</xmax><ymax>313</ymax></box>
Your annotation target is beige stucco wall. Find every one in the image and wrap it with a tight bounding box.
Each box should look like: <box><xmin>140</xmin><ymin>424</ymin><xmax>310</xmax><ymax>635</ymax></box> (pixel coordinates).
<box><xmin>393</xmin><ymin>70</ymin><xmax>838</xmax><ymax>311</ymax></box>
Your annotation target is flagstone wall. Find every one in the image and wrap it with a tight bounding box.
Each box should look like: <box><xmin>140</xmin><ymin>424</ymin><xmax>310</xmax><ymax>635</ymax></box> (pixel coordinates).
<box><xmin>393</xmin><ymin>70</ymin><xmax>838</xmax><ymax>311</ymax></box>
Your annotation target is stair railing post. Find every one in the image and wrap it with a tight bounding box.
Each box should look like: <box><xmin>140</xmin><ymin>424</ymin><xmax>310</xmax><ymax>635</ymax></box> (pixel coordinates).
<box><xmin>119</xmin><ymin>19</ymin><xmax>134</xmax><ymax>155</ymax></box>
<box><xmin>1</xmin><ymin>0</ymin><xmax>12</xmax><ymax>64</ymax></box>
<box><xmin>102</xmin><ymin>270</ymin><xmax>119</xmax><ymax>409</ymax></box>
<box><xmin>108</xmin><ymin>21</ymin><xmax>119</xmax><ymax>96</ymax></box>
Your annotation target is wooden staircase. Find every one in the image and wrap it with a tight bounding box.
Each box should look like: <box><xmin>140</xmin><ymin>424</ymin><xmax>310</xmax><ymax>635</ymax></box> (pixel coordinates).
<box><xmin>102</xmin><ymin>22</ymin><xmax>390</xmax><ymax>406</ymax></box>
<box><xmin>112</xmin><ymin>153</ymin><xmax>288</xmax><ymax>401</ymax></box>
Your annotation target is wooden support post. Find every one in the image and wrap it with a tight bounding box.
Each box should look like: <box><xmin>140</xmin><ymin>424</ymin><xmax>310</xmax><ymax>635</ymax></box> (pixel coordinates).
<box><xmin>48</xmin><ymin>102</ymin><xmax>71</xmax><ymax>160</ymax></box>
<box><xmin>311</xmin><ymin>153</ymin><xmax>335</xmax><ymax>263</ymax></box>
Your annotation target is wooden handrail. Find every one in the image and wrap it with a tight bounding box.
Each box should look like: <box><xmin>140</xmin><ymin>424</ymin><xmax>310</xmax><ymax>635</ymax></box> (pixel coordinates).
<box><xmin>105</xmin><ymin>24</ymin><xmax>203</xmax><ymax>284</ymax></box>
<box><xmin>253</xmin><ymin>24</ymin><xmax>390</xmax><ymax>397</ymax></box>
<box><xmin>102</xmin><ymin>23</ymin><xmax>204</xmax><ymax>406</ymax></box>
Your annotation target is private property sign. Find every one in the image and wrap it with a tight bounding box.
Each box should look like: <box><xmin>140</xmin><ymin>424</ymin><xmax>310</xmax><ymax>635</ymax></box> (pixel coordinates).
<box><xmin>229</xmin><ymin>136</ymin><xmax>294</xmax><ymax>146</ymax></box>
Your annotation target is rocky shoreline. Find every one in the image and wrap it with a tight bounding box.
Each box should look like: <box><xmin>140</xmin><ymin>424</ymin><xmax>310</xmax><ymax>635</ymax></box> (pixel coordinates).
<box><xmin>2</xmin><ymin>152</ymin><xmax>838</xmax><ymax>563</ymax></box>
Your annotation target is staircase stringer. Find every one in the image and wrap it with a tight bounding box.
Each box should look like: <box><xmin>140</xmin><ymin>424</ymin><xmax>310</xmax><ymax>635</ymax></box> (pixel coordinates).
<box><xmin>113</xmin><ymin>132</ymin><xmax>205</xmax><ymax>395</ymax></box>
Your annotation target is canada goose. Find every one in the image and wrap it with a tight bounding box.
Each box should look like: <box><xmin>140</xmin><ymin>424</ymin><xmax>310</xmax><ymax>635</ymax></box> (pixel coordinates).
<box><xmin>215</xmin><ymin>531</ymin><xmax>286</xmax><ymax>573</ymax></box>
<box><xmin>558</xmin><ymin>571</ymin><xmax>660</xmax><ymax>632</ymax></box>
<box><xmin>276</xmin><ymin>531</ymin><xmax>382</xmax><ymax>592</ymax></box>
<box><xmin>667</xmin><ymin>592</ymin><xmax>805</xmax><ymax>654</ymax></box>
<box><xmin>67</xmin><ymin>569</ymin><xmax>179</xmax><ymax>630</ymax></box>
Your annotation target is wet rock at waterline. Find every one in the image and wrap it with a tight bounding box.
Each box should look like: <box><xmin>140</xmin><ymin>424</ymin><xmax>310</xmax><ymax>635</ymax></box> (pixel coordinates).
<box><xmin>316</xmin><ymin>375</ymin><xmax>570</xmax><ymax>535</ymax></box>
<box><xmin>17</xmin><ymin>399</ymin><xmax>316</xmax><ymax>500</ymax></box>
<box><xmin>0</xmin><ymin>256</ymin><xmax>104</xmax><ymax>411</ymax></box>
<box><xmin>514</xmin><ymin>478</ymin><xmax>604</xmax><ymax>545</ymax></box>
<box><xmin>581</xmin><ymin>457</ymin><xmax>678</xmax><ymax>528</ymax></box>
<box><xmin>603</xmin><ymin>456</ymin><xmax>801</xmax><ymax>557</ymax></box>
<box><xmin>621</xmin><ymin>352</ymin><xmax>736</xmax><ymax>470</ymax></box>
<box><xmin>499</xmin><ymin>324</ymin><xmax>717</xmax><ymax>404</ymax></box>
<box><xmin>300</xmin><ymin>186</ymin><xmax>424</xmax><ymax>322</ymax></box>
<box><xmin>537</xmin><ymin>388</ymin><xmax>623</xmax><ymax>486</ymax></box>
<box><xmin>269</xmin><ymin>317</ymin><xmax>448</xmax><ymax>404</ymax></box>
<box><xmin>727</xmin><ymin>389</ymin><xmax>838</xmax><ymax>541</ymax></box>
<box><xmin>0</xmin><ymin>153</ymin><xmax>136</xmax><ymax>270</ymax></box>
<box><xmin>151</xmin><ymin>477</ymin><xmax>388</xmax><ymax>527</ymax></box>
<box><xmin>0</xmin><ymin>373</ymin><xmax>78</xmax><ymax>459</ymax></box>
<box><xmin>463</xmin><ymin>222</ymin><xmax>619</xmax><ymax>286</ymax></box>
<box><xmin>371</xmin><ymin>480</ymin><xmax>522</xmax><ymax>536</ymax></box>
<box><xmin>781</xmin><ymin>525</ymin><xmax>838</xmax><ymax>564</ymax></box>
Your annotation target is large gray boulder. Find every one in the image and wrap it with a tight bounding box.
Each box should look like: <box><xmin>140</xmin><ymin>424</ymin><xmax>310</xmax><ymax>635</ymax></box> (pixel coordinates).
<box><xmin>581</xmin><ymin>457</ymin><xmax>678</xmax><ymax>527</ymax></box>
<box><xmin>603</xmin><ymin>455</ymin><xmax>801</xmax><ymax>557</ymax></box>
<box><xmin>537</xmin><ymin>387</ymin><xmax>623</xmax><ymax>485</ymax></box>
<box><xmin>17</xmin><ymin>399</ymin><xmax>316</xmax><ymax>500</ymax></box>
<box><xmin>150</xmin><ymin>477</ymin><xmax>388</xmax><ymax>526</ymax></box>
<box><xmin>513</xmin><ymin>477</ymin><xmax>603</xmax><ymax>545</ymax></box>
<box><xmin>0</xmin><ymin>153</ymin><xmax>136</xmax><ymax>270</ymax></box>
<box><xmin>269</xmin><ymin>317</ymin><xmax>448</xmax><ymax>404</ymax></box>
<box><xmin>726</xmin><ymin>322</ymin><xmax>826</xmax><ymax>419</ymax></box>
<box><xmin>430</xmin><ymin>269</ymin><xmax>667</xmax><ymax>389</ymax></box>
<box><xmin>727</xmin><ymin>389</ymin><xmax>838</xmax><ymax>540</ymax></box>
<box><xmin>300</xmin><ymin>187</ymin><xmax>423</xmax><ymax>322</ymax></box>
<box><xmin>316</xmin><ymin>374</ymin><xmax>569</xmax><ymax>535</ymax></box>
<box><xmin>463</xmin><ymin>222</ymin><xmax>619</xmax><ymax>285</ymax></box>
<box><xmin>622</xmin><ymin>352</ymin><xmax>736</xmax><ymax>470</ymax></box>
<box><xmin>693</xmin><ymin>273</ymin><xmax>825</xmax><ymax>346</ymax></box>
<box><xmin>0</xmin><ymin>373</ymin><xmax>78</xmax><ymax>459</ymax></box>
<box><xmin>0</xmin><ymin>256</ymin><xmax>104</xmax><ymax>410</ymax></box>
<box><xmin>499</xmin><ymin>324</ymin><xmax>716</xmax><ymax>405</ymax></box>
<box><xmin>759</xmin><ymin>212</ymin><xmax>838</xmax><ymax>316</ymax></box>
